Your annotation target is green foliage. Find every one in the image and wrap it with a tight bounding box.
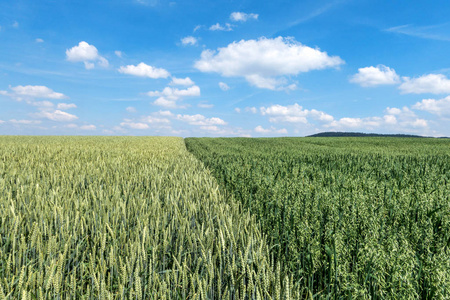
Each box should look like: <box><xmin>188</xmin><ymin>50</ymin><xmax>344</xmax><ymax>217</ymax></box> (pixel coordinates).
<box><xmin>186</xmin><ymin>137</ymin><xmax>450</xmax><ymax>298</ymax></box>
<box><xmin>0</xmin><ymin>136</ymin><xmax>295</xmax><ymax>299</ymax></box>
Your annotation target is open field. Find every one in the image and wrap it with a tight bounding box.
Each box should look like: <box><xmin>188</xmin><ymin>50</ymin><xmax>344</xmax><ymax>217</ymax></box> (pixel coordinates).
<box><xmin>0</xmin><ymin>136</ymin><xmax>294</xmax><ymax>299</ymax></box>
<box><xmin>186</xmin><ymin>137</ymin><xmax>450</xmax><ymax>298</ymax></box>
<box><xmin>1</xmin><ymin>136</ymin><xmax>449</xmax><ymax>299</ymax></box>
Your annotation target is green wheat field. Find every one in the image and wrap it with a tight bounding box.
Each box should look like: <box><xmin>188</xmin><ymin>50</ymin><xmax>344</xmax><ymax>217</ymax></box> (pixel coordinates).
<box><xmin>1</xmin><ymin>136</ymin><xmax>449</xmax><ymax>299</ymax></box>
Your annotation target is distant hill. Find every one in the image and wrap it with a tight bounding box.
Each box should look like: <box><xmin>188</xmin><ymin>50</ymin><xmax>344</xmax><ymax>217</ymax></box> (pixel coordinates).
<box><xmin>307</xmin><ymin>132</ymin><xmax>449</xmax><ymax>138</ymax></box>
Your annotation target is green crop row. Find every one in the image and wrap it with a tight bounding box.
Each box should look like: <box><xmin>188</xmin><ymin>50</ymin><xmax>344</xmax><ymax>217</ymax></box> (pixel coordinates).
<box><xmin>0</xmin><ymin>136</ymin><xmax>299</xmax><ymax>299</ymax></box>
<box><xmin>185</xmin><ymin>137</ymin><xmax>450</xmax><ymax>298</ymax></box>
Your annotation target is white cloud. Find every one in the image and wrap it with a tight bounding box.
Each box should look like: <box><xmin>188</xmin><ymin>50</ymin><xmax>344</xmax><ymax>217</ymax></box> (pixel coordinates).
<box><xmin>235</xmin><ymin>108</ymin><xmax>241</xmax><ymax>113</ymax></box>
<box><xmin>193</xmin><ymin>25</ymin><xmax>202</xmax><ymax>32</ymax></box>
<box><xmin>219</xmin><ymin>82</ymin><xmax>230</xmax><ymax>91</ymax></box>
<box><xmin>245</xmin><ymin>107</ymin><xmax>258</xmax><ymax>114</ymax></box>
<box><xmin>195</xmin><ymin>37</ymin><xmax>344</xmax><ymax>90</ymax></box>
<box><xmin>10</xmin><ymin>119</ymin><xmax>41</xmax><ymax>125</ymax></box>
<box><xmin>350</xmin><ymin>65</ymin><xmax>400</xmax><ymax>87</ymax></box>
<box><xmin>181</xmin><ymin>36</ymin><xmax>198</xmax><ymax>46</ymax></box>
<box><xmin>115</xmin><ymin>50</ymin><xmax>123</xmax><ymax>57</ymax></box>
<box><xmin>153</xmin><ymin>97</ymin><xmax>180</xmax><ymax>108</ymax></box>
<box><xmin>66</xmin><ymin>41</ymin><xmax>109</xmax><ymax>69</ymax></box>
<box><xmin>126</xmin><ymin>106</ymin><xmax>137</xmax><ymax>113</ymax></box>
<box><xmin>36</xmin><ymin>38</ymin><xmax>44</xmax><ymax>43</ymax></box>
<box><xmin>399</xmin><ymin>74</ymin><xmax>450</xmax><ymax>94</ymax></box>
<box><xmin>30</xmin><ymin>101</ymin><xmax>54</xmax><ymax>108</ymax></box>
<box><xmin>120</xmin><ymin>121</ymin><xmax>149</xmax><ymax>129</ymax></box>
<box><xmin>261</xmin><ymin>103</ymin><xmax>334</xmax><ymax>123</ymax></box>
<box><xmin>199</xmin><ymin>125</ymin><xmax>220</xmax><ymax>132</ymax></box>
<box><xmin>412</xmin><ymin>96</ymin><xmax>450</xmax><ymax>116</ymax></box>
<box><xmin>12</xmin><ymin>21</ymin><xmax>19</xmax><ymax>28</ymax></box>
<box><xmin>147</xmin><ymin>85</ymin><xmax>200</xmax><ymax>108</ymax></box>
<box><xmin>80</xmin><ymin>125</ymin><xmax>96</xmax><ymax>130</ymax></box>
<box><xmin>385</xmin><ymin>107</ymin><xmax>402</xmax><ymax>115</ymax></box>
<box><xmin>158</xmin><ymin>110</ymin><xmax>174</xmax><ymax>117</ymax></box>
<box><xmin>147</xmin><ymin>86</ymin><xmax>200</xmax><ymax>98</ymax></box>
<box><xmin>176</xmin><ymin>114</ymin><xmax>227</xmax><ymax>126</ymax></box>
<box><xmin>198</xmin><ymin>102</ymin><xmax>214</xmax><ymax>108</ymax></box>
<box><xmin>118</xmin><ymin>62</ymin><xmax>170</xmax><ymax>79</ymax></box>
<box><xmin>245</xmin><ymin>75</ymin><xmax>297</xmax><ymax>91</ymax></box>
<box><xmin>36</xmin><ymin>110</ymin><xmax>78</xmax><ymax>122</ymax></box>
<box><xmin>0</xmin><ymin>85</ymin><xmax>67</xmax><ymax>102</ymax></box>
<box><xmin>143</xmin><ymin>115</ymin><xmax>171</xmax><ymax>124</ymax></box>
<box><xmin>230</xmin><ymin>12</ymin><xmax>258</xmax><ymax>22</ymax></box>
<box><xmin>209</xmin><ymin>23</ymin><xmax>233</xmax><ymax>31</ymax></box>
<box><xmin>57</xmin><ymin>103</ymin><xmax>77</xmax><ymax>110</ymax></box>
<box><xmin>0</xmin><ymin>120</ymin><xmax>4</xmax><ymax>124</ymax></box>
<box><xmin>254</xmin><ymin>125</ymin><xmax>287</xmax><ymax>134</ymax></box>
<box><xmin>327</xmin><ymin>106</ymin><xmax>428</xmax><ymax>130</ymax></box>
<box><xmin>170</xmin><ymin>77</ymin><xmax>195</xmax><ymax>86</ymax></box>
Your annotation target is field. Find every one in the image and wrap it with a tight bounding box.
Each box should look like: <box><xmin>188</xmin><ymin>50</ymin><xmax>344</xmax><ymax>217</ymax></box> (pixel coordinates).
<box><xmin>186</xmin><ymin>137</ymin><xmax>450</xmax><ymax>298</ymax></box>
<box><xmin>1</xmin><ymin>136</ymin><xmax>449</xmax><ymax>299</ymax></box>
<box><xmin>0</xmin><ymin>137</ymin><xmax>291</xmax><ymax>299</ymax></box>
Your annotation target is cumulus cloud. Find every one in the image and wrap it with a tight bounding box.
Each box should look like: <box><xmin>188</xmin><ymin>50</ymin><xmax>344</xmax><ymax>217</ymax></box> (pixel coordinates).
<box><xmin>350</xmin><ymin>65</ymin><xmax>400</xmax><ymax>87</ymax></box>
<box><xmin>170</xmin><ymin>77</ymin><xmax>195</xmax><ymax>86</ymax></box>
<box><xmin>118</xmin><ymin>62</ymin><xmax>170</xmax><ymax>79</ymax></box>
<box><xmin>158</xmin><ymin>110</ymin><xmax>174</xmax><ymax>117</ymax></box>
<box><xmin>66</xmin><ymin>41</ymin><xmax>109</xmax><ymax>69</ymax></box>
<box><xmin>412</xmin><ymin>96</ymin><xmax>450</xmax><ymax>116</ymax></box>
<box><xmin>176</xmin><ymin>114</ymin><xmax>227</xmax><ymax>126</ymax></box>
<box><xmin>254</xmin><ymin>125</ymin><xmax>287</xmax><ymax>134</ymax></box>
<box><xmin>10</xmin><ymin>119</ymin><xmax>41</xmax><ymax>125</ymax></box>
<box><xmin>326</xmin><ymin>106</ymin><xmax>428</xmax><ymax>130</ymax></box>
<box><xmin>142</xmin><ymin>115</ymin><xmax>171</xmax><ymax>124</ymax></box>
<box><xmin>36</xmin><ymin>38</ymin><xmax>44</xmax><ymax>43</ymax></box>
<box><xmin>195</xmin><ymin>37</ymin><xmax>344</xmax><ymax>90</ymax></box>
<box><xmin>57</xmin><ymin>103</ymin><xmax>77</xmax><ymax>110</ymax></box>
<box><xmin>199</xmin><ymin>125</ymin><xmax>220</xmax><ymax>132</ymax></box>
<box><xmin>385</xmin><ymin>107</ymin><xmax>402</xmax><ymax>115</ymax></box>
<box><xmin>245</xmin><ymin>107</ymin><xmax>258</xmax><ymax>114</ymax></box>
<box><xmin>147</xmin><ymin>86</ymin><xmax>200</xmax><ymax>98</ymax></box>
<box><xmin>230</xmin><ymin>12</ymin><xmax>258</xmax><ymax>22</ymax></box>
<box><xmin>29</xmin><ymin>101</ymin><xmax>54</xmax><ymax>108</ymax></box>
<box><xmin>35</xmin><ymin>110</ymin><xmax>78</xmax><ymax>122</ymax></box>
<box><xmin>261</xmin><ymin>103</ymin><xmax>334</xmax><ymax>123</ymax></box>
<box><xmin>1</xmin><ymin>85</ymin><xmax>67</xmax><ymax>100</ymax></box>
<box><xmin>147</xmin><ymin>85</ymin><xmax>200</xmax><ymax>108</ymax></box>
<box><xmin>235</xmin><ymin>108</ymin><xmax>241</xmax><ymax>113</ymax></box>
<box><xmin>399</xmin><ymin>74</ymin><xmax>450</xmax><ymax>94</ymax></box>
<box><xmin>80</xmin><ymin>125</ymin><xmax>96</xmax><ymax>130</ymax></box>
<box><xmin>181</xmin><ymin>36</ymin><xmax>198</xmax><ymax>46</ymax></box>
<box><xmin>120</xmin><ymin>121</ymin><xmax>149</xmax><ymax>129</ymax></box>
<box><xmin>126</xmin><ymin>106</ymin><xmax>137</xmax><ymax>113</ymax></box>
<box><xmin>209</xmin><ymin>23</ymin><xmax>233</xmax><ymax>31</ymax></box>
<box><xmin>219</xmin><ymin>82</ymin><xmax>230</xmax><ymax>91</ymax></box>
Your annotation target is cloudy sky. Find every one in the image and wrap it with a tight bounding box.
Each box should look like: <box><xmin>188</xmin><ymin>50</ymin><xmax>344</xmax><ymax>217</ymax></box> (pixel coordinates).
<box><xmin>1</xmin><ymin>0</ymin><xmax>450</xmax><ymax>137</ymax></box>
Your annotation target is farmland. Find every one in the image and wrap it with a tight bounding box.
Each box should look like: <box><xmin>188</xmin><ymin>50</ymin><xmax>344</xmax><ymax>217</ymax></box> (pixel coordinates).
<box><xmin>186</xmin><ymin>137</ymin><xmax>450</xmax><ymax>298</ymax></box>
<box><xmin>0</xmin><ymin>137</ymin><xmax>292</xmax><ymax>299</ymax></box>
<box><xmin>1</xmin><ymin>136</ymin><xmax>449</xmax><ymax>299</ymax></box>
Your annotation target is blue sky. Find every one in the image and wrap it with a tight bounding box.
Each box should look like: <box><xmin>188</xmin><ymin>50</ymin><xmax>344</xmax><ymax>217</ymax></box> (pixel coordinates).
<box><xmin>1</xmin><ymin>0</ymin><xmax>450</xmax><ymax>137</ymax></box>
